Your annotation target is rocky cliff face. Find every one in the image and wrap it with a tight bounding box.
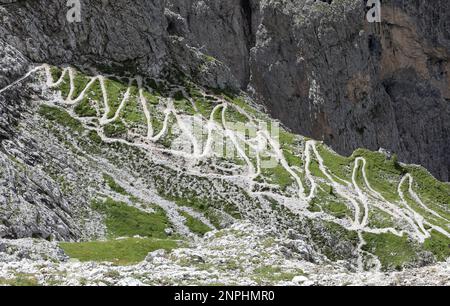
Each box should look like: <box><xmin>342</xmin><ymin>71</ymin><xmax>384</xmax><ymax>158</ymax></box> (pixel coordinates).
<box><xmin>1</xmin><ymin>0</ymin><xmax>448</xmax><ymax>180</ymax></box>
<box><xmin>247</xmin><ymin>0</ymin><xmax>450</xmax><ymax>181</ymax></box>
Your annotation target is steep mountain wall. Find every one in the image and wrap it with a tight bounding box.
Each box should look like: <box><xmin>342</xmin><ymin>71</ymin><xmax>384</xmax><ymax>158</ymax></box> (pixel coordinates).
<box><xmin>247</xmin><ymin>0</ymin><xmax>450</xmax><ymax>181</ymax></box>
<box><xmin>1</xmin><ymin>0</ymin><xmax>449</xmax><ymax>180</ymax></box>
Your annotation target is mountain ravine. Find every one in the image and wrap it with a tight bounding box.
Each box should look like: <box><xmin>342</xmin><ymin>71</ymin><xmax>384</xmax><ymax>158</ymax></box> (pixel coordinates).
<box><xmin>0</xmin><ymin>0</ymin><xmax>449</xmax><ymax>286</ymax></box>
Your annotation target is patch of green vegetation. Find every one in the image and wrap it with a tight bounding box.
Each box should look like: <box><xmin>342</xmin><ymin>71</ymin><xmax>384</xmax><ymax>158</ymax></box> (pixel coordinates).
<box><xmin>104</xmin><ymin>77</ymin><xmax>128</xmax><ymax>119</ymax></box>
<box><xmin>224</xmin><ymin>95</ymin><xmax>262</xmax><ymax>119</ymax></box>
<box><xmin>174</xmin><ymin>98</ymin><xmax>196</xmax><ymax>116</ymax></box>
<box><xmin>138</xmin><ymin>100</ymin><xmax>164</xmax><ymax>137</ymax></box>
<box><xmin>103</xmin><ymin>120</ymin><xmax>127</xmax><ymax>138</ymax></box>
<box><xmin>206</xmin><ymin>86</ymin><xmax>237</xmax><ymax>98</ymax></box>
<box><xmin>7</xmin><ymin>155</ymin><xmax>26</xmax><ymax>172</ymax></box>
<box><xmin>57</xmin><ymin>70</ymin><xmax>71</xmax><ymax>99</ymax></box>
<box><xmin>222</xmin><ymin>260</ymin><xmax>242</xmax><ymax>271</ymax></box>
<box><xmin>72</xmin><ymin>71</ymin><xmax>92</xmax><ymax>99</ymax></box>
<box><xmin>92</xmin><ymin>198</ymin><xmax>171</xmax><ymax>239</ymax></box>
<box><xmin>38</xmin><ymin>105</ymin><xmax>83</xmax><ymax>133</ymax></box>
<box><xmin>194</xmin><ymin>98</ymin><xmax>215</xmax><ymax>118</ymax></box>
<box><xmin>353</xmin><ymin>149</ymin><xmax>404</xmax><ymax>202</ymax></box>
<box><xmin>362</xmin><ymin>232</ymin><xmax>417</xmax><ymax>270</ymax></box>
<box><xmin>169</xmin><ymin>194</ymin><xmax>208</xmax><ymax>211</ymax></box>
<box><xmin>173</xmin><ymin>90</ymin><xmax>184</xmax><ymax>101</ymax></box>
<box><xmin>423</xmin><ymin>230</ymin><xmax>450</xmax><ymax>261</ymax></box>
<box><xmin>316</xmin><ymin>144</ymin><xmax>352</xmax><ymax>181</ymax></box>
<box><xmin>353</xmin><ymin>159</ymin><xmax>365</xmax><ymax>188</ymax></box>
<box><xmin>0</xmin><ymin>274</ymin><xmax>39</xmax><ymax>286</ymax></box>
<box><xmin>102</xmin><ymin>174</ymin><xmax>127</xmax><ymax>195</ymax></box>
<box><xmin>284</xmin><ymin>150</ymin><xmax>302</xmax><ymax>167</ymax></box>
<box><xmin>159</xmin><ymin>115</ymin><xmax>177</xmax><ymax>148</ymax></box>
<box><xmin>307</xmin><ymin>200</ymin><xmax>322</xmax><ymax>213</ymax></box>
<box><xmin>50</xmin><ymin>66</ymin><xmax>62</xmax><ymax>83</ymax></box>
<box><xmin>143</xmin><ymin>90</ymin><xmax>160</xmax><ymax>105</ymax></box>
<box><xmin>180</xmin><ymin>211</ymin><xmax>212</xmax><ymax>236</ymax></box>
<box><xmin>161</xmin><ymin>188</ymin><xmax>240</xmax><ymax>228</ymax></box>
<box><xmin>252</xmin><ymin>266</ymin><xmax>302</xmax><ymax>284</ymax></box>
<box><xmin>84</xmin><ymin>77</ymin><xmax>104</xmax><ymax>105</ymax></box>
<box><xmin>309</xmin><ymin>193</ymin><xmax>352</xmax><ymax>220</ymax></box>
<box><xmin>405</xmin><ymin>166</ymin><xmax>450</xmax><ymax>216</ymax></box>
<box><xmin>209</xmin><ymin>106</ymin><xmax>224</xmax><ymax>125</ymax></box>
<box><xmin>224</xmin><ymin>106</ymin><xmax>248</xmax><ymax>124</ymax></box>
<box><xmin>172</xmin><ymin>90</ymin><xmax>195</xmax><ymax>115</ymax></box>
<box><xmin>74</xmin><ymin>98</ymin><xmax>97</xmax><ymax>117</ymax></box>
<box><xmin>309</xmin><ymin>220</ymin><xmax>359</xmax><ymax>261</ymax></box>
<box><xmin>56</xmin><ymin>175</ymin><xmax>73</xmax><ymax>195</ymax></box>
<box><xmin>60</xmin><ymin>237</ymin><xmax>179</xmax><ymax>266</ymax></box>
<box><xmin>261</xmin><ymin>164</ymin><xmax>294</xmax><ymax>191</ymax></box>
<box><xmin>367</xmin><ymin>208</ymin><xmax>397</xmax><ymax>229</ymax></box>
<box><xmin>261</xmin><ymin>237</ymin><xmax>276</xmax><ymax>248</ymax></box>
<box><xmin>88</xmin><ymin>130</ymin><xmax>102</xmax><ymax>144</ymax></box>
<box><xmin>151</xmin><ymin>115</ymin><xmax>163</xmax><ymax>136</ymax></box>
<box><xmin>186</xmin><ymin>86</ymin><xmax>200</xmax><ymax>98</ymax></box>
<box><xmin>278</xmin><ymin>129</ymin><xmax>296</xmax><ymax>148</ymax></box>
<box><xmin>203</xmin><ymin>55</ymin><xmax>216</xmax><ymax>63</ymax></box>
<box><xmin>277</xmin><ymin>129</ymin><xmax>304</xmax><ymax>170</ymax></box>
<box><xmin>308</xmin><ymin>159</ymin><xmax>327</xmax><ymax>179</ymax></box>
<box><xmin>122</xmin><ymin>90</ymin><xmax>147</xmax><ymax>125</ymax></box>
<box><xmin>400</xmin><ymin>182</ymin><xmax>450</xmax><ymax>231</ymax></box>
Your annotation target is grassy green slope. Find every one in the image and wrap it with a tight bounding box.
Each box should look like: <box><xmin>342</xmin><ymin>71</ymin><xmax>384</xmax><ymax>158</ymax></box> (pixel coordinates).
<box><xmin>45</xmin><ymin>66</ymin><xmax>450</xmax><ymax>269</ymax></box>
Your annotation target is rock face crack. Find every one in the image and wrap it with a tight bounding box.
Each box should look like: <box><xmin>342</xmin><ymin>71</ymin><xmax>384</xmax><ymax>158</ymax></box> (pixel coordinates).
<box><xmin>240</xmin><ymin>0</ymin><xmax>255</xmax><ymax>50</ymax></box>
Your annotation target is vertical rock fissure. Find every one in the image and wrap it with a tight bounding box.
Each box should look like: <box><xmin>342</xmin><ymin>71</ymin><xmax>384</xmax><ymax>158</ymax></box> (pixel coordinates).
<box><xmin>240</xmin><ymin>0</ymin><xmax>256</xmax><ymax>89</ymax></box>
<box><xmin>240</xmin><ymin>0</ymin><xmax>255</xmax><ymax>49</ymax></box>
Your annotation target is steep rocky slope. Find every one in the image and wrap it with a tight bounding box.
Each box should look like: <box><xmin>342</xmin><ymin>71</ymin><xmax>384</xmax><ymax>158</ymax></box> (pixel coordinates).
<box><xmin>0</xmin><ymin>62</ymin><xmax>448</xmax><ymax>284</ymax></box>
<box><xmin>0</xmin><ymin>0</ymin><xmax>449</xmax><ymax>285</ymax></box>
<box><xmin>1</xmin><ymin>0</ymin><xmax>448</xmax><ymax>180</ymax></box>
